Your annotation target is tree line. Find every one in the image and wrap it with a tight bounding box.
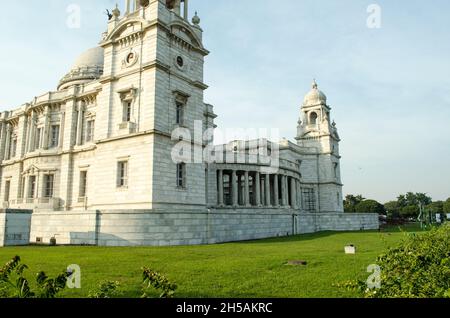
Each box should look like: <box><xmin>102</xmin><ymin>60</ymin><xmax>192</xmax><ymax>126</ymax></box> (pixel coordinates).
<box><xmin>344</xmin><ymin>192</ymin><xmax>450</xmax><ymax>219</ymax></box>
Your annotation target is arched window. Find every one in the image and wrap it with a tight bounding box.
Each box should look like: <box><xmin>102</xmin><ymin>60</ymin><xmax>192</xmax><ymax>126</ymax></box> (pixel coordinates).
<box><xmin>310</xmin><ymin>112</ymin><xmax>318</xmax><ymax>125</ymax></box>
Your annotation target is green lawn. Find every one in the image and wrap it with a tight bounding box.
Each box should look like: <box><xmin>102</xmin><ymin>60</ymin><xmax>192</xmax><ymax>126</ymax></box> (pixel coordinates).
<box><xmin>0</xmin><ymin>224</ymin><xmax>425</xmax><ymax>298</ymax></box>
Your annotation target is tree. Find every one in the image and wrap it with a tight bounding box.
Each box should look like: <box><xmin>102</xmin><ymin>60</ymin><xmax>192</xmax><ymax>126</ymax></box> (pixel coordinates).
<box><xmin>354</xmin><ymin>199</ymin><xmax>386</xmax><ymax>215</ymax></box>
<box><xmin>400</xmin><ymin>205</ymin><xmax>420</xmax><ymax>218</ymax></box>
<box><xmin>344</xmin><ymin>195</ymin><xmax>365</xmax><ymax>213</ymax></box>
<box><xmin>444</xmin><ymin>198</ymin><xmax>450</xmax><ymax>214</ymax></box>
<box><xmin>426</xmin><ymin>201</ymin><xmax>443</xmax><ymax>214</ymax></box>
<box><xmin>384</xmin><ymin>201</ymin><xmax>400</xmax><ymax>219</ymax></box>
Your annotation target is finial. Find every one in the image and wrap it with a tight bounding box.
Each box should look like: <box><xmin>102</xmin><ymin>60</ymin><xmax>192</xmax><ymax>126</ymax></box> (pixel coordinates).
<box><xmin>112</xmin><ymin>4</ymin><xmax>121</xmax><ymax>18</ymax></box>
<box><xmin>192</xmin><ymin>11</ymin><xmax>201</xmax><ymax>25</ymax></box>
<box><xmin>312</xmin><ymin>79</ymin><xmax>318</xmax><ymax>89</ymax></box>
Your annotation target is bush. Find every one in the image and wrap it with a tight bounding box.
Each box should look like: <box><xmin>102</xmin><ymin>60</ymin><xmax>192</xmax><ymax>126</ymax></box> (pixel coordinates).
<box><xmin>0</xmin><ymin>256</ymin><xmax>68</xmax><ymax>298</ymax></box>
<box><xmin>141</xmin><ymin>267</ymin><xmax>177</xmax><ymax>298</ymax></box>
<box><xmin>88</xmin><ymin>281</ymin><xmax>121</xmax><ymax>298</ymax></box>
<box><xmin>343</xmin><ymin>223</ymin><xmax>450</xmax><ymax>298</ymax></box>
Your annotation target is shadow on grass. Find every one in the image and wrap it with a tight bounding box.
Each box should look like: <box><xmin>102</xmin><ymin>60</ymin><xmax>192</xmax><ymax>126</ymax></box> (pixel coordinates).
<box><xmin>233</xmin><ymin>223</ymin><xmax>426</xmax><ymax>245</ymax></box>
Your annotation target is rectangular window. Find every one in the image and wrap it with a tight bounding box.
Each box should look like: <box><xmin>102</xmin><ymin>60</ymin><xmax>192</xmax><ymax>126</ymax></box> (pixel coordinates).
<box><xmin>176</xmin><ymin>102</ymin><xmax>184</xmax><ymax>125</ymax></box>
<box><xmin>50</xmin><ymin>125</ymin><xmax>60</xmax><ymax>148</ymax></box>
<box><xmin>176</xmin><ymin>163</ymin><xmax>186</xmax><ymax>188</ymax></box>
<box><xmin>4</xmin><ymin>181</ymin><xmax>11</xmax><ymax>202</ymax></box>
<box><xmin>79</xmin><ymin>171</ymin><xmax>87</xmax><ymax>198</ymax></box>
<box><xmin>86</xmin><ymin>120</ymin><xmax>95</xmax><ymax>142</ymax></box>
<box><xmin>123</xmin><ymin>102</ymin><xmax>132</xmax><ymax>122</ymax></box>
<box><xmin>301</xmin><ymin>188</ymin><xmax>316</xmax><ymax>212</ymax></box>
<box><xmin>29</xmin><ymin>176</ymin><xmax>36</xmax><ymax>199</ymax></box>
<box><xmin>35</xmin><ymin>128</ymin><xmax>42</xmax><ymax>149</ymax></box>
<box><xmin>44</xmin><ymin>174</ymin><xmax>54</xmax><ymax>198</ymax></box>
<box><xmin>117</xmin><ymin>161</ymin><xmax>128</xmax><ymax>188</ymax></box>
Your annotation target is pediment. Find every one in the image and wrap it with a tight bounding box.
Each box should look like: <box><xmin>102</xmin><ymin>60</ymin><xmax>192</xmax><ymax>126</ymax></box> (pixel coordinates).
<box><xmin>169</xmin><ymin>22</ymin><xmax>203</xmax><ymax>49</ymax></box>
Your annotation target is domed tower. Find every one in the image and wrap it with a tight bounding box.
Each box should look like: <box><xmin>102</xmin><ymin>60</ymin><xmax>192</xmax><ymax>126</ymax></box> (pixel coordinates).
<box><xmin>58</xmin><ymin>47</ymin><xmax>104</xmax><ymax>91</ymax></box>
<box><xmin>296</xmin><ymin>80</ymin><xmax>343</xmax><ymax>212</ymax></box>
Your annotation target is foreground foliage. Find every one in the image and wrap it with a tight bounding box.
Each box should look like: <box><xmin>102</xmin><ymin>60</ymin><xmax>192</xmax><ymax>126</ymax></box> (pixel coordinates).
<box><xmin>344</xmin><ymin>223</ymin><xmax>450</xmax><ymax>298</ymax></box>
<box><xmin>142</xmin><ymin>267</ymin><xmax>177</xmax><ymax>298</ymax></box>
<box><xmin>0</xmin><ymin>256</ymin><xmax>68</xmax><ymax>298</ymax></box>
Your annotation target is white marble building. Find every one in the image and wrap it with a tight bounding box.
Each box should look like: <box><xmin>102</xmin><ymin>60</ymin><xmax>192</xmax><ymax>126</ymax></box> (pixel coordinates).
<box><xmin>0</xmin><ymin>0</ymin><xmax>378</xmax><ymax>247</ymax></box>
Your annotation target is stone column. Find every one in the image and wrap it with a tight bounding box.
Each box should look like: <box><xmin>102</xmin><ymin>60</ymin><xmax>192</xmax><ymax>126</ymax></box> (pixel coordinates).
<box><xmin>290</xmin><ymin>177</ymin><xmax>297</xmax><ymax>208</ymax></box>
<box><xmin>231</xmin><ymin>170</ymin><xmax>238</xmax><ymax>207</ymax></box>
<box><xmin>59</xmin><ymin>111</ymin><xmax>65</xmax><ymax>148</ymax></box>
<box><xmin>76</xmin><ymin>104</ymin><xmax>84</xmax><ymax>146</ymax></box>
<box><xmin>24</xmin><ymin>115</ymin><xmax>31</xmax><ymax>153</ymax></box>
<box><xmin>265</xmin><ymin>174</ymin><xmax>271</xmax><ymax>206</ymax></box>
<box><xmin>260</xmin><ymin>177</ymin><xmax>265</xmax><ymax>206</ymax></box>
<box><xmin>0</xmin><ymin>122</ymin><xmax>7</xmax><ymax>161</ymax></box>
<box><xmin>237</xmin><ymin>174</ymin><xmax>242</xmax><ymax>205</ymax></box>
<box><xmin>273</xmin><ymin>174</ymin><xmax>279</xmax><ymax>207</ymax></box>
<box><xmin>29</xmin><ymin>111</ymin><xmax>36</xmax><ymax>152</ymax></box>
<box><xmin>183</xmin><ymin>0</ymin><xmax>189</xmax><ymax>20</ymax></box>
<box><xmin>217</xmin><ymin>170</ymin><xmax>224</xmax><ymax>206</ymax></box>
<box><xmin>244</xmin><ymin>171</ymin><xmax>250</xmax><ymax>207</ymax></box>
<box><xmin>42</xmin><ymin>106</ymin><xmax>50</xmax><ymax>150</ymax></box>
<box><xmin>255</xmin><ymin>172</ymin><xmax>261</xmax><ymax>206</ymax></box>
<box><xmin>281</xmin><ymin>175</ymin><xmax>287</xmax><ymax>206</ymax></box>
<box><xmin>4</xmin><ymin>124</ymin><xmax>11</xmax><ymax>160</ymax></box>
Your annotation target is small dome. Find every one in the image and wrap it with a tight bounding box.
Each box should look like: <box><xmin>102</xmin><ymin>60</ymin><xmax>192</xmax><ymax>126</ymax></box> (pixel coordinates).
<box><xmin>58</xmin><ymin>47</ymin><xmax>104</xmax><ymax>90</ymax></box>
<box><xmin>192</xmin><ymin>12</ymin><xmax>201</xmax><ymax>25</ymax></box>
<box><xmin>303</xmin><ymin>80</ymin><xmax>327</xmax><ymax>106</ymax></box>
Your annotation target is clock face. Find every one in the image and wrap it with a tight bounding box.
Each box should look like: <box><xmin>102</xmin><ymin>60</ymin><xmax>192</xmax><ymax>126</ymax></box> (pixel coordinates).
<box><xmin>126</xmin><ymin>52</ymin><xmax>135</xmax><ymax>64</ymax></box>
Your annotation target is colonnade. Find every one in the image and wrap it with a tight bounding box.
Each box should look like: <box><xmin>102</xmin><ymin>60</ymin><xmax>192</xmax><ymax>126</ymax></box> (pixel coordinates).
<box><xmin>217</xmin><ymin>169</ymin><xmax>302</xmax><ymax>209</ymax></box>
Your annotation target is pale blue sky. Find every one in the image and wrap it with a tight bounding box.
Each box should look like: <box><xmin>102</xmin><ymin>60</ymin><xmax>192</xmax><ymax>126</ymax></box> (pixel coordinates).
<box><xmin>0</xmin><ymin>0</ymin><xmax>449</xmax><ymax>203</ymax></box>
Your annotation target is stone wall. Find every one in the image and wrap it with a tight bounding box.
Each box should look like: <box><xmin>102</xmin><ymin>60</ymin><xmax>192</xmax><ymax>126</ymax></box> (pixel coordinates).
<box><xmin>0</xmin><ymin>209</ymin><xmax>33</xmax><ymax>247</ymax></box>
<box><xmin>24</xmin><ymin>209</ymin><xmax>379</xmax><ymax>247</ymax></box>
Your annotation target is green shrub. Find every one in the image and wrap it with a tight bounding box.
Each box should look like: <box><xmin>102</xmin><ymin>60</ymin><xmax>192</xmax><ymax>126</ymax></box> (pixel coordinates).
<box><xmin>88</xmin><ymin>281</ymin><xmax>121</xmax><ymax>298</ymax></box>
<box><xmin>343</xmin><ymin>223</ymin><xmax>450</xmax><ymax>298</ymax></box>
<box><xmin>0</xmin><ymin>256</ymin><xmax>68</xmax><ymax>298</ymax></box>
<box><xmin>141</xmin><ymin>267</ymin><xmax>177</xmax><ymax>298</ymax></box>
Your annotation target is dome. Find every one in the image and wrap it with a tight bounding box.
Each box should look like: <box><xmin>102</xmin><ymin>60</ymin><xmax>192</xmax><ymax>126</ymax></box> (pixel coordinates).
<box><xmin>58</xmin><ymin>47</ymin><xmax>104</xmax><ymax>90</ymax></box>
<box><xmin>303</xmin><ymin>80</ymin><xmax>327</xmax><ymax>106</ymax></box>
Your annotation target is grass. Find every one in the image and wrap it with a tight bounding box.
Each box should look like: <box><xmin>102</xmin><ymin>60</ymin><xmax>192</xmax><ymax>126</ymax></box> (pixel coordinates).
<box><xmin>0</xmin><ymin>223</ymin><xmax>425</xmax><ymax>298</ymax></box>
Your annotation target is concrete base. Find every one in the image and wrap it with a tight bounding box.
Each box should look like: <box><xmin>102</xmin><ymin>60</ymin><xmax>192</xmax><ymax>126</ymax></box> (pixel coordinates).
<box><xmin>14</xmin><ymin>208</ymin><xmax>380</xmax><ymax>247</ymax></box>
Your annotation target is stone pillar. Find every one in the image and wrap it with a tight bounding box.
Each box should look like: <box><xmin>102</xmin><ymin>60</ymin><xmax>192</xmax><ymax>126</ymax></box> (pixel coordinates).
<box><xmin>4</xmin><ymin>124</ymin><xmax>11</xmax><ymax>160</ymax></box>
<box><xmin>217</xmin><ymin>170</ymin><xmax>224</xmax><ymax>206</ymax></box>
<box><xmin>265</xmin><ymin>174</ymin><xmax>271</xmax><ymax>206</ymax></box>
<box><xmin>281</xmin><ymin>175</ymin><xmax>287</xmax><ymax>206</ymax></box>
<box><xmin>18</xmin><ymin>115</ymin><xmax>28</xmax><ymax>158</ymax></box>
<box><xmin>285</xmin><ymin>176</ymin><xmax>290</xmax><ymax>207</ymax></box>
<box><xmin>244</xmin><ymin>171</ymin><xmax>250</xmax><ymax>207</ymax></box>
<box><xmin>255</xmin><ymin>172</ymin><xmax>261</xmax><ymax>206</ymax></box>
<box><xmin>290</xmin><ymin>177</ymin><xmax>297</xmax><ymax>208</ymax></box>
<box><xmin>29</xmin><ymin>111</ymin><xmax>36</xmax><ymax>152</ymax></box>
<box><xmin>59</xmin><ymin>111</ymin><xmax>65</xmax><ymax>148</ymax></box>
<box><xmin>237</xmin><ymin>174</ymin><xmax>242</xmax><ymax>205</ymax></box>
<box><xmin>0</xmin><ymin>122</ymin><xmax>7</xmax><ymax>161</ymax></box>
<box><xmin>273</xmin><ymin>174</ymin><xmax>279</xmax><ymax>207</ymax></box>
<box><xmin>183</xmin><ymin>0</ymin><xmax>189</xmax><ymax>20</ymax></box>
<box><xmin>42</xmin><ymin>106</ymin><xmax>50</xmax><ymax>150</ymax></box>
<box><xmin>260</xmin><ymin>177</ymin><xmax>265</xmax><ymax>206</ymax></box>
<box><xmin>76</xmin><ymin>104</ymin><xmax>84</xmax><ymax>146</ymax></box>
<box><xmin>231</xmin><ymin>170</ymin><xmax>238</xmax><ymax>207</ymax></box>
